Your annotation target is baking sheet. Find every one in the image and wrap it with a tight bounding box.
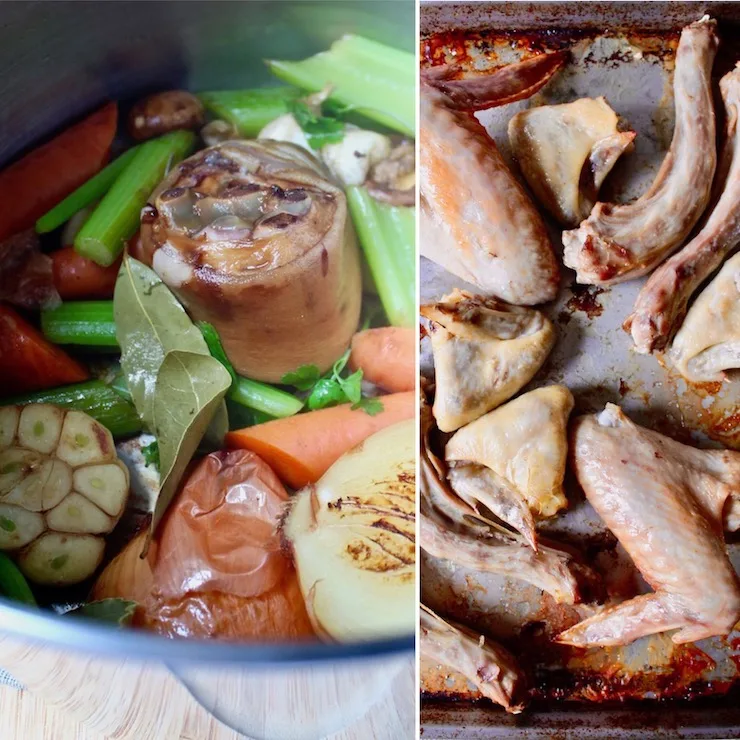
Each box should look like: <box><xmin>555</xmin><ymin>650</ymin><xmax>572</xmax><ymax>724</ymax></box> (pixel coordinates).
<box><xmin>420</xmin><ymin>0</ymin><xmax>740</xmax><ymax>729</ymax></box>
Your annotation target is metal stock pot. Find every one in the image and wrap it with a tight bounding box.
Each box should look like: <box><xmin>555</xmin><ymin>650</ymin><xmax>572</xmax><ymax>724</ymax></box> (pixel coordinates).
<box><xmin>0</xmin><ymin>2</ymin><xmax>415</xmax><ymax>738</ymax></box>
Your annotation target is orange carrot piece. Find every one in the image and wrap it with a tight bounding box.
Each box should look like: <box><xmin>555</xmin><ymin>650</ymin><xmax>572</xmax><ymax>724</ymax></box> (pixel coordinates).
<box><xmin>349</xmin><ymin>327</ymin><xmax>415</xmax><ymax>393</ymax></box>
<box><xmin>0</xmin><ymin>102</ymin><xmax>117</xmax><ymax>242</ymax></box>
<box><xmin>0</xmin><ymin>303</ymin><xmax>88</xmax><ymax>394</ymax></box>
<box><xmin>225</xmin><ymin>391</ymin><xmax>415</xmax><ymax>488</ymax></box>
<box><xmin>52</xmin><ymin>247</ymin><xmax>121</xmax><ymax>300</ymax></box>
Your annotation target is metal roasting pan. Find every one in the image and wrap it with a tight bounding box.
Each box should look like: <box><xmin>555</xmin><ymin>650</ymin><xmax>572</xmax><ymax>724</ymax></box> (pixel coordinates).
<box><xmin>420</xmin><ymin>2</ymin><xmax>740</xmax><ymax>737</ymax></box>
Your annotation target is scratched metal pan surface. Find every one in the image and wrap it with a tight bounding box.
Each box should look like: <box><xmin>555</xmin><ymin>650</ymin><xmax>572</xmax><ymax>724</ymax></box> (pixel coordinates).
<box><xmin>420</xmin><ymin>1</ymin><xmax>740</xmax><ymax>737</ymax></box>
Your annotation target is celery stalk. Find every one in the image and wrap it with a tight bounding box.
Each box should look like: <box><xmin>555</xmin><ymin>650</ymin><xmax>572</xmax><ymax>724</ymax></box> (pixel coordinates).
<box><xmin>229</xmin><ymin>377</ymin><xmax>303</xmax><ymax>419</ymax></box>
<box><xmin>198</xmin><ymin>88</ymin><xmax>301</xmax><ymax>136</ymax></box>
<box><xmin>41</xmin><ymin>301</ymin><xmax>116</xmax><ymax>347</ymax></box>
<box><xmin>347</xmin><ymin>187</ymin><xmax>415</xmax><ymax>328</ymax></box>
<box><xmin>267</xmin><ymin>35</ymin><xmax>414</xmax><ymax>137</ymax></box>
<box><xmin>4</xmin><ymin>381</ymin><xmax>142</xmax><ymax>438</ymax></box>
<box><xmin>198</xmin><ymin>321</ymin><xmax>302</xmax><ymax>418</ymax></box>
<box><xmin>74</xmin><ymin>131</ymin><xmax>195</xmax><ymax>266</ymax></box>
<box><xmin>35</xmin><ymin>147</ymin><xmax>140</xmax><ymax>234</ymax></box>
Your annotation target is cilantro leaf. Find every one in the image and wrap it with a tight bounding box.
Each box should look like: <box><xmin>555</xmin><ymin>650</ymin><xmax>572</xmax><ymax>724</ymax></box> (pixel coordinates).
<box><xmin>141</xmin><ymin>440</ymin><xmax>160</xmax><ymax>469</ymax></box>
<box><xmin>352</xmin><ymin>397</ymin><xmax>385</xmax><ymax>416</ymax></box>
<box><xmin>281</xmin><ymin>364</ymin><xmax>321</xmax><ymax>391</ymax></box>
<box><xmin>338</xmin><ymin>368</ymin><xmax>363</xmax><ymax>405</ymax></box>
<box><xmin>306</xmin><ymin>376</ymin><xmax>348</xmax><ymax>410</ymax></box>
<box><xmin>290</xmin><ymin>101</ymin><xmax>344</xmax><ymax>150</ymax></box>
<box><xmin>332</xmin><ymin>349</ymin><xmax>351</xmax><ymax>376</ymax></box>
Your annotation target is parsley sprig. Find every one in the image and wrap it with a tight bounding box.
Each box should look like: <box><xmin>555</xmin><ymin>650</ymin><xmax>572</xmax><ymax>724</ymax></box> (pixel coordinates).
<box><xmin>289</xmin><ymin>100</ymin><xmax>344</xmax><ymax>149</ymax></box>
<box><xmin>281</xmin><ymin>350</ymin><xmax>384</xmax><ymax>416</ymax></box>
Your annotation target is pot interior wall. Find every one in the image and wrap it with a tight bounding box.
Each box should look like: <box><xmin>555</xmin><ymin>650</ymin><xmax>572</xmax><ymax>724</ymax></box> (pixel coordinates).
<box><xmin>0</xmin><ymin>0</ymin><xmax>414</xmax><ymax>167</ymax></box>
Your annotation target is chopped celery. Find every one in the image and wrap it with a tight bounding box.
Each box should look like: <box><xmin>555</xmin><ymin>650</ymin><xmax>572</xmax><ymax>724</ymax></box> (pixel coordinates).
<box><xmin>110</xmin><ymin>372</ymin><xmax>133</xmax><ymax>402</ymax></box>
<box><xmin>75</xmin><ymin>131</ymin><xmax>195</xmax><ymax>267</ymax></box>
<box><xmin>35</xmin><ymin>147</ymin><xmax>140</xmax><ymax>234</ymax></box>
<box><xmin>198</xmin><ymin>322</ymin><xmax>302</xmax><ymax>418</ymax></box>
<box><xmin>41</xmin><ymin>301</ymin><xmax>116</xmax><ymax>347</ymax></box>
<box><xmin>347</xmin><ymin>187</ymin><xmax>415</xmax><ymax>328</ymax></box>
<box><xmin>198</xmin><ymin>88</ymin><xmax>302</xmax><ymax>136</ymax></box>
<box><xmin>267</xmin><ymin>35</ymin><xmax>414</xmax><ymax>137</ymax></box>
<box><xmin>198</xmin><ymin>322</ymin><xmax>237</xmax><ymax>385</ymax></box>
<box><xmin>3</xmin><ymin>380</ymin><xmax>142</xmax><ymax>438</ymax></box>
<box><xmin>229</xmin><ymin>377</ymin><xmax>303</xmax><ymax>419</ymax></box>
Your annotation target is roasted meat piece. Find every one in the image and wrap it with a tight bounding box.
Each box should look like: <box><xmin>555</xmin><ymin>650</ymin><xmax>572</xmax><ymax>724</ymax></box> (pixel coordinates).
<box><xmin>420</xmin><ymin>54</ymin><xmax>563</xmax><ymax>305</ymax></box>
<box><xmin>420</xmin><ymin>387</ymin><xmax>588</xmax><ymax>605</ymax></box>
<box><xmin>558</xmin><ymin>404</ymin><xmax>740</xmax><ymax>647</ymax></box>
<box><xmin>509</xmin><ymin>97</ymin><xmax>635</xmax><ymax>227</ymax></box>
<box><xmin>421</xmin><ymin>604</ymin><xmax>525</xmax><ymax>713</ymax></box>
<box><xmin>139</xmin><ymin>140</ymin><xmax>361</xmax><ymax>383</ymax></box>
<box><xmin>446</xmin><ymin>386</ymin><xmax>574</xmax><ymax>548</ymax></box>
<box><xmin>421</xmin><ymin>290</ymin><xmax>555</xmax><ymax>432</ymax></box>
<box><xmin>628</xmin><ymin>65</ymin><xmax>740</xmax><ymax>354</ymax></box>
<box><xmin>563</xmin><ymin>18</ymin><xmax>718</xmax><ymax>285</ymax></box>
<box><xmin>668</xmin><ymin>251</ymin><xmax>740</xmax><ymax>382</ymax></box>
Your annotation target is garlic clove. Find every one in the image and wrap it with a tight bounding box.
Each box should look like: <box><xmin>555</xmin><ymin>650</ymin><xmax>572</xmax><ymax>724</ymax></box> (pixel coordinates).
<box><xmin>73</xmin><ymin>462</ymin><xmax>129</xmax><ymax>518</ymax></box>
<box><xmin>17</xmin><ymin>404</ymin><xmax>63</xmax><ymax>454</ymax></box>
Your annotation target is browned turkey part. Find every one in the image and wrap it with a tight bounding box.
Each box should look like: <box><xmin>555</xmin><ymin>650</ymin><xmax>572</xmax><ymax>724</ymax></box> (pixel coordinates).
<box><xmin>563</xmin><ymin>19</ymin><xmax>718</xmax><ymax>285</ymax></box>
<box><xmin>139</xmin><ymin>140</ymin><xmax>362</xmax><ymax>382</ymax></box>
<box><xmin>421</xmin><ymin>604</ymin><xmax>525</xmax><ymax>713</ymax></box>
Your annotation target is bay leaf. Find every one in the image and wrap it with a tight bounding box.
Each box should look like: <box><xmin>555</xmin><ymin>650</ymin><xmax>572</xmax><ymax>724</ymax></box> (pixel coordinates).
<box><xmin>67</xmin><ymin>598</ymin><xmax>137</xmax><ymax>626</ymax></box>
<box><xmin>147</xmin><ymin>350</ymin><xmax>231</xmax><ymax>546</ymax></box>
<box><xmin>113</xmin><ymin>254</ymin><xmax>215</xmax><ymax>432</ymax></box>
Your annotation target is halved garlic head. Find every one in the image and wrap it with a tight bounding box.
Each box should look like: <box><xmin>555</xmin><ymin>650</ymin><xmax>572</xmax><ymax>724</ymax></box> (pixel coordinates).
<box><xmin>0</xmin><ymin>404</ymin><xmax>130</xmax><ymax>586</ymax></box>
<box><xmin>285</xmin><ymin>419</ymin><xmax>415</xmax><ymax>641</ymax></box>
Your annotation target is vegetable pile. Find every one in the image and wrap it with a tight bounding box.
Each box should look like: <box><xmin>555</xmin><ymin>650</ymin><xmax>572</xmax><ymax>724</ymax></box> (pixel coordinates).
<box><xmin>0</xmin><ymin>34</ymin><xmax>416</xmax><ymax>643</ymax></box>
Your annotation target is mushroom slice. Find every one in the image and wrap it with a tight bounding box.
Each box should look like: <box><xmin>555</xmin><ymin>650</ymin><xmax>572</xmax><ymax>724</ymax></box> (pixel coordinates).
<box><xmin>668</xmin><ymin>251</ymin><xmax>740</xmax><ymax>382</ymax></box>
<box><xmin>17</xmin><ymin>404</ymin><xmax>64</xmax><ymax>454</ymax></box>
<box><xmin>73</xmin><ymin>463</ymin><xmax>129</xmax><ymax>518</ymax></box>
<box><xmin>19</xmin><ymin>533</ymin><xmax>105</xmax><ymax>587</ymax></box>
<box><xmin>57</xmin><ymin>411</ymin><xmax>115</xmax><ymax>467</ymax></box>
<box><xmin>446</xmin><ymin>386</ymin><xmax>574</xmax><ymax>543</ymax></box>
<box><xmin>421</xmin><ymin>289</ymin><xmax>555</xmax><ymax>432</ymax></box>
<box><xmin>508</xmin><ymin>98</ymin><xmax>635</xmax><ymax>226</ymax></box>
<box><xmin>0</xmin><ymin>504</ymin><xmax>44</xmax><ymax>550</ymax></box>
<box><xmin>0</xmin><ymin>407</ymin><xmax>19</xmax><ymax>449</ymax></box>
<box><xmin>421</xmin><ymin>604</ymin><xmax>525</xmax><ymax>713</ymax></box>
<box><xmin>46</xmin><ymin>492</ymin><xmax>113</xmax><ymax>535</ymax></box>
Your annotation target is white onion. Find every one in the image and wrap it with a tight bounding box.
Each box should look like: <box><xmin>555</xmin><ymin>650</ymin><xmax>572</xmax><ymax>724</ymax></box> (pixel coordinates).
<box><xmin>285</xmin><ymin>419</ymin><xmax>415</xmax><ymax>641</ymax></box>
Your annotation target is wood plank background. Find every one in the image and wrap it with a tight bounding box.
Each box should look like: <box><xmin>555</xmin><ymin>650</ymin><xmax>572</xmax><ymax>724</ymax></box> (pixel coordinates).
<box><xmin>0</xmin><ymin>636</ymin><xmax>414</xmax><ymax>739</ymax></box>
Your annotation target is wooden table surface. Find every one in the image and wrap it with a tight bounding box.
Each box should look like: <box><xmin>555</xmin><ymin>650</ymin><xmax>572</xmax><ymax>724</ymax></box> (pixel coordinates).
<box><xmin>0</xmin><ymin>636</ymin><xmax>415</xmax><ymax>740</ymax></box>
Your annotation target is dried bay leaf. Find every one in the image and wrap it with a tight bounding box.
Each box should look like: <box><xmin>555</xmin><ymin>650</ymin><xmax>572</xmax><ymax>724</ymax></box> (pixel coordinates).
<box><xmin>148</xmin><ymin>350</ymin><xmax>231</xmax><ymax>545</ymax></box>
<box><xmin>68</xmin><ymin>598</ymin><xmax>137</xmax><ymax>626</ymax></box>
<box><xmin>114</xmin><ymin>254</ymin><xmax>213</xmax><ymax>432</ymax></box>
<box><xmin>114</xmin><ymin>255</ymin><xmax>230</xmax><ymax>545</ymax></box>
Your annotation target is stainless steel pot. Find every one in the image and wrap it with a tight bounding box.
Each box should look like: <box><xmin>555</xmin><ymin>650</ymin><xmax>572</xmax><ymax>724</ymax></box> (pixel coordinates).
<box><xmin>0</xmin><ymin>2</ymin><xmax>415</xmax><ymax>738</ymax></box>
